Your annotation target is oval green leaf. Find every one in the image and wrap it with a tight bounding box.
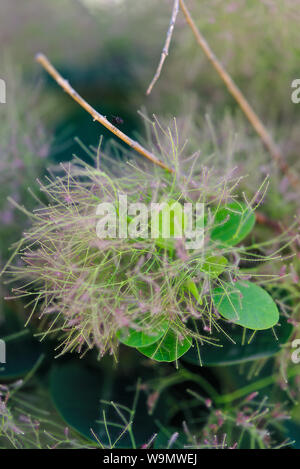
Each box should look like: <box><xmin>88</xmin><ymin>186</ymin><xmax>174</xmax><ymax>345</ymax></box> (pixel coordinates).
<box><xmin>201</xmin><ymin>255</ymin><xmax>228</xmax><ymax>278</ymax></box>
<box><xmin>212</xmin><ymin>281</ymin><xmax>279</xmax><ymax>330</ymax></box>
<box><xmin>116</xmin><ymin>316</ymin><xmax>169</xmax><ymax>348</ymax></box>
<box><xmin>211</xmin><ymin>202</ymin><xmax>255</xmax><ymax>246</ymax></box>
<box><xmin>50</xmin><ymin>360</ymin><xmax>158</xmax><ymax>447</ymax></box>
<box><xmin>137</xmin><ymin>329</ymin><xmax>192</xmax><ymax>362</ymax></box>
<box><xmin>182</xmin><ymin>315</ymin><xmax>292</xmax><ymax>367</ymax></box>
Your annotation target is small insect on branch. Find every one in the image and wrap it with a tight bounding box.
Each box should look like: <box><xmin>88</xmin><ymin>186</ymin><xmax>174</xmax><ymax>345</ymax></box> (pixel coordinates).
<box><xmin>111</xmin><ymin>115</ymin><xmax>124</xmax><ymax>126</ymax></box>
<box><xmin>146</xmin><ymin>0</ymin><xmax>179</xmax><ymax>96</ymax></box>
<box><xmin>35</xmin><ymin>53</ymin><xmax>173</xmax><ymax>173</ymax></box>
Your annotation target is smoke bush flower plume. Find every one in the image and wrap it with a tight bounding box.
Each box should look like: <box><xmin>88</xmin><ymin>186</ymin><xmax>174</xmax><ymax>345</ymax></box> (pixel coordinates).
<box><xmin>4</xmin><ymin>118</ymin><xmax>282</xmax><ymax>361</ymax></box>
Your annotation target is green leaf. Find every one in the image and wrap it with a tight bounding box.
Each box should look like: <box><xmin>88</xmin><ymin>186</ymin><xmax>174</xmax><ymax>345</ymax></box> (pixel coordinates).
<box><xmin>211</xmin><ymin>201</ymin><xmax>255</xmax><ymax>246</ymax></box>
<box><xmin>182</xmin><ymin>315</ymin><xmax>292</xmax><ymax>366</ymax></box>
<box><xmin>201</xmin><ymin>255</ymin><xmax>228</xmax><ymax>278</ymax></box>
<box><xmin>212</xmin><ymin>281</ymin><xmax>279</xmax><ymax>330</ymax></box>
<box><xmin>50</xmin><ymin>360</ymin><xmax>158</xmax><ymax>448</ymax></box>
<box><xmin>50</xmin><ymin>361</ymin><xmax>103</xmax><ymax>443</ymax></box>
<box><xmin>183</xmin><ymin>256</ymin><xmax>227</xmax><ymax>306</ymax></box>
<box><xmin>137</xmin><ymin>329</ymin><xmax>192</xmax><ymax>362</ymax></box>
<box><xmin>116</xmin><ymin>316</ymin><xmax>169</xmax><ymax>348</ymax></box>
<box><xmin>184</xmin><ymin>278</ymin><xmax>202</xmax><ymax>305</ymax></box>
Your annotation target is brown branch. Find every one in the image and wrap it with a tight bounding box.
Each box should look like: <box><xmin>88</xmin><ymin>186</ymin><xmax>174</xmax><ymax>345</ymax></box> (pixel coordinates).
<box><xmin>255</xmin><ymin>212</ymin><xmax>282</xmax><ymax>233</ymax></box>
<box><xmin>146</xmin><ymin>0</ymin><xmax>179</xmax><ymax>95</ymax></box>
<box><xmin>35</xmin><ymin>53</ymin><xmax>173</xmax><ymax>173</ymax></box>
<box><xmin>179</xmin><ymin>0</ymin><xmax>299</xmax><ymax>190</ymax></box>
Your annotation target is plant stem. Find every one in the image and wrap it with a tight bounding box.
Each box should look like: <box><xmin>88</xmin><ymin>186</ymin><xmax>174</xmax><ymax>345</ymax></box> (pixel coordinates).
<box><xmin>215</xmin><ymin>365</ymin><xmax>300</xmax><ymax>404</ymax></box>
<box><xmin>179</xmin><ymin>0</ymin><xmax>299</xmax><ymax>190</ymax></box>
<box><xmin>146</xmin><ymin>0</ymin><xmax>179</xmax><ymax>95</ymax></box>
<box><xmin>1</xmin><ymin>329</ymin><xmax>30</xmax><ymax>342</ymax></box>
<box><xmin>35</xmin><ymin>53</ymin><xmax>173</xmax><ymax>173</ymax></box>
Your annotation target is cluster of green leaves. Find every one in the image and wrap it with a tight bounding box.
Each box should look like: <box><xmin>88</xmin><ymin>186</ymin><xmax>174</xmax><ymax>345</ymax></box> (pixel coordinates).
<box><xmin>116</xmin><ymin>200</ymin><xmax>281</xmax><ymax>363</ymax></box>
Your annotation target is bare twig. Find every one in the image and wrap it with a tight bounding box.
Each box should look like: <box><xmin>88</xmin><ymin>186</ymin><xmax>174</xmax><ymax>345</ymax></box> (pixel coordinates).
<box><xmin>146</xmin><ymin>0</ymin><xmax>179</xmax><ymax>95</ymax></box>
<box><xmin>35</xmin><ymin>53</ymin><xmax>173</xmax><ymax>173</ymax></box>
<box><xmin>255</xmin><ymin>212</ymin><xmax>282</xmax><ymax>233</ymax></box>
<box><xmin>179</xmin><ymin>0</ymin><xmax>299</xmax><ymax>190</ymax></box>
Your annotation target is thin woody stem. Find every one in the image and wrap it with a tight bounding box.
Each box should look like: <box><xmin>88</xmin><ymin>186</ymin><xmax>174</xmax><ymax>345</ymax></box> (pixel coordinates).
<box><xmin>179</xmin><ymin>0</ymin><xmax>299</xmax><ymax>190</ymax></box>
<box><xmin>146</xmin><ymin>0</ymin><xmax>179</xmax><ymax>95</ymax></box>
<box><xmin>35</xmin><ymin>53</ymin><xmax>173</xmax><ymax>173</ymax></box>
<box><xmin>35</xmin><ymin>55</ymin><xmax>287</xmax><ymax>233</ymax></box>
<box><xmin>255</xmin><ymin>212</ymin><xmax>282</xmax><ymax>233</ymax></box>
